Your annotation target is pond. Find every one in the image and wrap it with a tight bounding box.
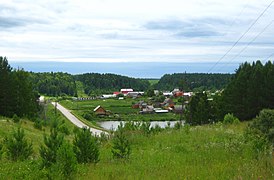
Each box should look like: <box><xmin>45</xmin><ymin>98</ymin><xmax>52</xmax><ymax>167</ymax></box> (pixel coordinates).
<box><xmin>97</xmin><ymin>120</ymin><xmax>185</xmax><ymax>131</ymax></box>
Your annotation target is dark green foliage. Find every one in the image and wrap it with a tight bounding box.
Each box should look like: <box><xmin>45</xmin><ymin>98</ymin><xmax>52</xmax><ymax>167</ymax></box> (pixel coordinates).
<box><xmin>156</xmin><ymin>73</ymin><xmax>232</xmax><ymax>91</ymax></box>
<box><xmin>75</xmin><ymin>73</ymin><xmax>150</xmax><ymax>95</ymax></box>
<box><xmin>244</xmin><ymin>126</ymin><xmax>271</xmax><ymax>158</ymax></box>
<box><xmin>220</xmin><ymin>61</ymin><xmax>274</xmax><ymax>120</ymax></box>
<box><xmin>33</xmin><ymin>119</ymin><xmax>43</xmax><ymax>130</ymax></box>
<box><xmin>146</xmin><ymin>89</ymin><xmax>155</xmax><ymax>97</ymax></box>
<box><xmin>0</xmin><ymin>57</ymin><xmax>38</xmax><ymax>118</ymax></box>
<box><xmin>29</xmin><ymin>72</ymin><xmax>77</xmax><ymax>97</ymax></box>
<box><xmin>73</xmin><ymin>128</ymin><xmax>100</xmax><ymax>163</ymax></box>
<box><xmin>111</xmin><ymin>124</ymin><xmax>131</xmax><ymax>159</ymax></box>
<box><xmin>185</xmin><ymin>92</ymin><xmax>214</xmax><ymax>125</ymax></box>
<box><xmin>250</xmin><ymin>109</ymin><xmax>274</xmax><ymax>145</ymax></box>
<box><xmin>223</xmin><ymin>113</ymin><xmax>239</xmax><ymax>124</ymax></box>
<box><xmin>40</xmin><ymin>128</ymin><xmax>64</xmax><ymax>167</ymax></box>
<box><xmin>56</xmin><ymin>142</ymin><xmax>77</xmax><ymax>178</ymax></box>
<box><xmin>12</xmin><ymin>114</ymin><xmax>20</xmax><ymax>123</ymax></box>
<box><xmin>4</xmin><ymin>128</ymin><xmax>33</xmax><ymax>161</ymax></box>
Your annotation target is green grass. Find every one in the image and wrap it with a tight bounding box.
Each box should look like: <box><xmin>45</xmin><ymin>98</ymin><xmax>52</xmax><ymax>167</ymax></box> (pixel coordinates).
<box><xmin>76</xmin><ymin>122</ymin><xmax>273</xmax><ymax>179</ymax></box>
<box><xmin>0</xmin><ymin>119</ymin><xmax>273</xmax><ymax>179</ymax></box>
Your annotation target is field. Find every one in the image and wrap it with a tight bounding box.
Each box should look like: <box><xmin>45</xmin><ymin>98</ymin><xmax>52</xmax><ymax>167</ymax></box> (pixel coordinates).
<box><xmin>60</xmin><ymin>98</ymin><xmax>181</xmax><ymax>122</ymax></box>
<box><xmin>0</xmin><ymin>116</ymin><xmax>273</xmax><ymax>179</ymax></box>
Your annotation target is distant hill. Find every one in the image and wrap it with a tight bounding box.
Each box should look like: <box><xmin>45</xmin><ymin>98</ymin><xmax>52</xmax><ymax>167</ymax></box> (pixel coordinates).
<box><xmin>74</xmin><ymin>73</ymin><xmax>150</xmax><ymax>95</ymax></box>
<box><xmin>156</xmin><ymin>73</ymin><xmax>233</xmax><ymax>91</ymax></box>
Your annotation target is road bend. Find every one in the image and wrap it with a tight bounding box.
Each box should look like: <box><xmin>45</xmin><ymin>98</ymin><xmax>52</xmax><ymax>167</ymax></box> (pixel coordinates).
<box><xmin>51</xmin><ymin>102</ymin><xmax>108</xmax><ymax>136</ymax></box>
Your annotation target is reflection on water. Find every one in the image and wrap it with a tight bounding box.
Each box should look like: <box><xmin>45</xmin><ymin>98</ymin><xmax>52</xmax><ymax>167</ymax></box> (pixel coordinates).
<box><xmin>98</xmin><ymin>121</ymin><xmax>184</xmax><ymax>131</ymax></box>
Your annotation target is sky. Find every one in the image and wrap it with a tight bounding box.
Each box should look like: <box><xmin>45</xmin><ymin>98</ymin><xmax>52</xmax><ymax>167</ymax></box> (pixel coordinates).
<box><xmin>1</xmin><ymin>0</ymin><xmax>274</xmax><ymax>73</ymax></box>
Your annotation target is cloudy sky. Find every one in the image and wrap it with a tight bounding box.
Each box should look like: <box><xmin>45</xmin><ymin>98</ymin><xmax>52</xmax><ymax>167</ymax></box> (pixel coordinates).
<box><xmin>1</xmin><ymin>0</ymin><xmax>274</xmax><ymax>72</ymax></box>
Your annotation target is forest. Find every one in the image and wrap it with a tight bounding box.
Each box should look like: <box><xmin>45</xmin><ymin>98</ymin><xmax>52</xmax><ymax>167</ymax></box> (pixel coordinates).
<box><xmin>0</xmin><ymin>57</ymin><xmax>38</xmax><ymax>118</ymax></box>
<box><xmin>156</xmin><ymin>73</ymin><xmax>233</xmax><ymax>91</ymax></box>
<box><xmin>75</xmin><ymin>73</ymin><xmax>150</xmax><ymax>95</ymax></box>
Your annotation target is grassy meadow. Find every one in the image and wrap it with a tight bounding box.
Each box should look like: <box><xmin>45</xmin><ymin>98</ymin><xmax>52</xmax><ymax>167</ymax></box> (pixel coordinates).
<box><xmin>0</xmin><ymin>116</ymin><xmax>273</xmax><ymax>179</ymax></box>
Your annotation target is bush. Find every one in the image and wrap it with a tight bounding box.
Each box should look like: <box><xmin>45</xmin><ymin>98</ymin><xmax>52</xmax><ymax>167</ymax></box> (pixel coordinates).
<box><xmin>33</xmin><ymin>119</ymin><xmax>43</xmax><ymax>130</ymax></box>
<box><xmin>223</xmin><ymin>113</ymin><xmax>239</xmax><ymax>124</ymax></box>
<box><xmin>4</xmin><ymin>127</ymin><xmax>33</xmax><ymax>161</ymax></box>
<box><xmin>111</xmin><ymin>123</ymin><xmax>131</xmax><ymax>159</ymax></box>
<box><xmin>250</xmin><ymin>109</ymin><xmax>274</xmax><ymax>145</ymax></box>
<box><xmin>12</xmin><ymin>114</ymin><xmax>20</xmax><ymax>123</ymax></box>
<box><xmin>73</xmin><ymin>127</ymin><xmax>100</xmax><ymax>164</ymax></box>
<box><xmin>40</xmin><ymin>128</ymin><xmax>64</xmax><ymax>167</ymax></box>
<box><xmin>244</xmin><ymin>126</ymin><xmax>271</xmax><ymax>159</ymax></box>
<box><xmin>56</xmin><ymin>142</ymin><xmax>77</xmax><ymax>179</ymax></box>
<box><xmin>58</xmin><ymin>124</ymin><xmax>70</xmax><ymax>135</ymax></box>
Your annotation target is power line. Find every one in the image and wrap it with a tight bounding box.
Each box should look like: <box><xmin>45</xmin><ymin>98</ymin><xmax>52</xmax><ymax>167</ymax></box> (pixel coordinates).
<box><xmin>207</xmin><ymin>0</ymin><xmax>274</xmax><ymax>73</ymax></box>
<box><xmin>263</xmin><ymin>52</ymin><xmax>274</xmax><ymax>63</ymax></box>
<box><xmin>217</xmin><ymin>20</ymin><xmax>274</xmax><ymax>71</ymax></box>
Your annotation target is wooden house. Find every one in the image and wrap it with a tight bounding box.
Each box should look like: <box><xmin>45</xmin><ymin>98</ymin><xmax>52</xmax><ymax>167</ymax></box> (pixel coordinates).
<box><xmin>94</xmin><ymin>105</ymin><xmax>107</xmax><ymax>115</ymax></box>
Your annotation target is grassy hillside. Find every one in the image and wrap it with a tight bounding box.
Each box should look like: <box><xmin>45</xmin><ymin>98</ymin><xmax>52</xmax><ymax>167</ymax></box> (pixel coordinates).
<box><xmin>0</xmin><ymin>118</ymin><xmax>273</xmax><ymax>179</ymax></box>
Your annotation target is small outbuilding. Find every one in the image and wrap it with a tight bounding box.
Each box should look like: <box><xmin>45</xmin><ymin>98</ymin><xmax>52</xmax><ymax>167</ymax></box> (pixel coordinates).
<box><xmin>94</xmin><ymin>105</ymin><xmax>107</xmax><ymax>115</ymax></box>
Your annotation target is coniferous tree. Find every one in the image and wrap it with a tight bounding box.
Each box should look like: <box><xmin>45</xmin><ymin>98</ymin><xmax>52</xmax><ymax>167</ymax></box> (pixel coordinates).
<box><xmin>4</xmin><ymin>127</ymin><xmax>33</xmax><ymax>161</ymax></box>
<box><xmin>73</xmin><ymin>127</ymin><xmax>100</xmax><ymax>164</ymax></box>
<box><xmin>40</xmin><ymin>128</ymin><xmax>64</xmax><ymax>167</ymax></box>
<box><xmin>220</xmin><ymin>61</ymin><xmax>274</xmax><ymax>120</ymax></box>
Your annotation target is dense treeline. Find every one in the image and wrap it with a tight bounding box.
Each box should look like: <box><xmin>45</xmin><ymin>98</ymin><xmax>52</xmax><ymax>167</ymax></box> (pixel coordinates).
<box><xmin>185</xmin><ymin>60</ymin><xmax>274</xmax><ymax>124</ymax></box>
<box><xmin>29</xmin><ymin>72</ymin><xmax>77</xmax><ymax>96</ymax></box>
<box><xmin>219</xmin><ymin>61</ymin><xmax>274</xmax><ymax>120</ymax></box>
<box><xmin>156</xmin><ymin>73</ymin><xmax>232</xmax><ymax>91</ymax></box>
<box><xmin>75</xmin><ymin>73</ymin><xmax>150</xmax><ymax>95</ymax></box>
<box><xmin>0</xmin><ymin>57</ymin><xmax>38</xmax><ymax>117</ymax></box>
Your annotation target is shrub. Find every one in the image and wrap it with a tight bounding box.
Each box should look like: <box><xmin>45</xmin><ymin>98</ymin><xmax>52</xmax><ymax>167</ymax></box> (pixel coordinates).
<box><xmin>12</xmin><ymin>114</ymin><xmax>20</xmax><ymax>123</ymax></box>
<box><xmin>56</xmin><ymin>142</ymin><xmax>77</xmax><ymax>178</ymax></box>
<box><xmin>34</xmin><ymin>119</ymin><xmax>43</xmax><ymax>130</ymax></box>
<box><xmin>58</xmin><ymin>124</ymin><xmax>70</xmax><ymax>135</ymax></box>
<box><xmin>4</xmin><ymin>127</ymin><xmax>33</xmax><ymax>161</ymax></box>
<box><xmin>250</xmin><ymin>109</ymin><xmax>274</xmax><ymax>145</ymax></box>
<box><xmin>40</xmin><ymin>128</ymin><xmax>64</xmax><ymax>167</ymax></box>
<box><xmin>244</xmin><ymin>126</ymin><xmax>271</xmax><ymax>159</ymax></box>
<box><xmin>111</xmin><ymin>123</ymin><xmax>131</xmax><ymax>159</ymax></box>
<box><xmin>73</xmin><ymin>127</ymin><xmax>100</xmax><ymax>164</ymax></box>
<box><xmin>223</xmin><ymin>113</ymin><xmax>239</xmax><ymax>124</ymax></box>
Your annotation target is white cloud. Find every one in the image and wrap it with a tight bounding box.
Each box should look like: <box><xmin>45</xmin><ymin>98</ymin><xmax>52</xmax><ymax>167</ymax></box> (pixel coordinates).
<box><xmin>0</xmin><ymin>0</ymin><xmax>273</xmax><ymax>69</ymax></box>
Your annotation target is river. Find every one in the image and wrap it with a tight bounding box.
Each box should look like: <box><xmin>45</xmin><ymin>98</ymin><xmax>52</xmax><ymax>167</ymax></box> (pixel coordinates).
<box><xmin>97</xmin><ymin>121</ymin><xmax>184</xmax><ymax>131</ymax></box>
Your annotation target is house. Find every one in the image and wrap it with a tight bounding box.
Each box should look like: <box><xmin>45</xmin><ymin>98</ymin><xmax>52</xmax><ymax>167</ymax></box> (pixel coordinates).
<box><xmin>127</xmin><ymin>92</ymin><xmax>140</xmax><ymax>98</ymax></box>
<box><xmin>120</xmin><ymin>88</ymin><xmax>133</xmax><ymax>95</ymax></box>
<box><xmin>94</xmin><ymin>105</ymin><xmax>107</xmax><ymax>115</ymax></box>
<box><xmin>173</xmin><ymin>105</ymin><xmax>183</xmax><ymax>114</ymax></box>
<box><xmin>154</xmin><ymin>108</ymin><xmax>169</xmax><ymax>113</ymax></box>
<box><xmin>113</xmin><ymin>92</ymin><xmax>121</xmax><ymax>96</ymax></box>
<box><xmin>140</xmin><ymin>105</ymin><xmax>154</xmax><ymax>114</ymax></box>
<box><xmin>101</xmin><ymin>94</ymin><xmax>116</xmax><ymax>99</ymax></box>
<box><xmin>132</xmin><ymin>101</ymin><xmax>147</xmax><ymax>109</ymax></box>
<box><xmin>163</xmin><ymin>92</ymin><xmax>173</xmax><ymax>97</ymax></box>
<box><xmin>161</xmin><ymin>98</ymin><xmax>174</xmax><ymax>109</ymax></box>
<box><xmin>174</xmin><ymin>91</ymin><xmax>183</xmax><ymax>97</ymax></box>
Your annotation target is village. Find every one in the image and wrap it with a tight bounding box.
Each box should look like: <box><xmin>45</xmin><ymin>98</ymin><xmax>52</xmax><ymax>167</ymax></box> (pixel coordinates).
<box><xmin>69</xmin><ymin>88</ymin><xmax>195</xmax><ymax>122</ymax></box>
